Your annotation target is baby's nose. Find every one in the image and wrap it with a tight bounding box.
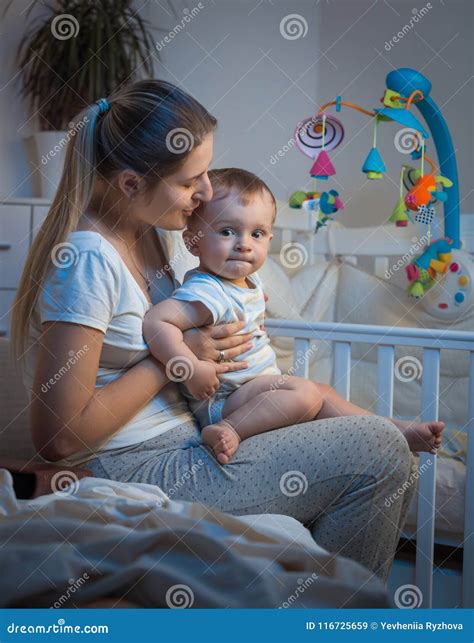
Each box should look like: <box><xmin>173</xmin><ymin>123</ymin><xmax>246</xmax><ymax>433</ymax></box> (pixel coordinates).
<box><xmin>235</xmin><ymin>239</ymin><xmax>251</xmax><ymax>251</ymax></box>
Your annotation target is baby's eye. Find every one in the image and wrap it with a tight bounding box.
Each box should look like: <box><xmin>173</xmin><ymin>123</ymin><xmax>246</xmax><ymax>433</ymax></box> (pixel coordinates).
<box><xmin>252</xmin><ymin>230</ymin><xmax>265</xmax><ymax>239</ymax></box>
<box><xmin>220</xmin><ymin>229</ymin><xmax>234</xmax><ymax>237</ymax></box>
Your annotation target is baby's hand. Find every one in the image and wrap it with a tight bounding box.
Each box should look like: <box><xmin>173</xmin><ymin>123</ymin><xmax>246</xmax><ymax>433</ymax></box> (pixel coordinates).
<box><xmin>185</xmin><ymin>360</ymin><xmax>220</xmax><ymax>400</ymax></box>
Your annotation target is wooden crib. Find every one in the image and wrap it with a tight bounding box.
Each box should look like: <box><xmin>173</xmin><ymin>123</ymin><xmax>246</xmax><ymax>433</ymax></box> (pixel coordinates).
<box><xmin>268</xmin><ymin>209</ymin><xmax>474</xmax><ymax>608</ymax></box>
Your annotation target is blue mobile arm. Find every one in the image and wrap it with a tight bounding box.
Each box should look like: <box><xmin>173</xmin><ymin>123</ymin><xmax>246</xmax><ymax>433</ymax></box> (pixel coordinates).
<box><xmin>386</xmin><ymin>68</ymin><xmax>461</xmax><ymax>249</ymax></box>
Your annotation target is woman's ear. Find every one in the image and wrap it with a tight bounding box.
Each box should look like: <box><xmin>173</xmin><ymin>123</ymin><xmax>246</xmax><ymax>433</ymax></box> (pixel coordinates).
<box><xmin>182</xmin><ymin>228</ymin><xmax>201</xmax><ymax>257</ymax></box>
<box><xmin>117</xmin><ymin>170</ymin><xmax>142</xmax><ymax>199</ymax></box>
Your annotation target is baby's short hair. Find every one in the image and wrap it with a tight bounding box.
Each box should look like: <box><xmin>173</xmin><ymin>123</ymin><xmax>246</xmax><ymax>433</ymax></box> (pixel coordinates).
<box><xmin>193</xmin><ymin>167</ymin><xmax>277</xmax><ymax>223</ymax></box>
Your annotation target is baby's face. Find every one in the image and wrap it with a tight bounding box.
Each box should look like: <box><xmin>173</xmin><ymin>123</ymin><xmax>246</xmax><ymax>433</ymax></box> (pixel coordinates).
<box><xmin>188</xmin><ymin>189</ymin><xmax>274</xmax><ymax>281</ymax></box>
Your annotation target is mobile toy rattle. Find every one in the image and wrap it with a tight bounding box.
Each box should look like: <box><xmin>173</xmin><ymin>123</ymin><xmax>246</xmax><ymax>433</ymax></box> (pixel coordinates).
<box><xmin>288</xmin><ymin>68</ymin><xmax>473</xmax><ymax>319</ymax></box>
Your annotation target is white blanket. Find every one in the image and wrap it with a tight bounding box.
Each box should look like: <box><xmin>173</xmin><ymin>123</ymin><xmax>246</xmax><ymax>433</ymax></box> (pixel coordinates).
<box><xmin>0</xmin><ymin>470</ymin><xmax>388</xmax><ymax>608</ymax></box>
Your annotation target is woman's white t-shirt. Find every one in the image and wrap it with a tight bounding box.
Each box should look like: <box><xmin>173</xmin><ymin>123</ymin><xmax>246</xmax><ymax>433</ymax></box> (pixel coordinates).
<box><xmin>24</xmin><ymin>229</ymin><xmax>196</xmax><ymax>466</ymax></box>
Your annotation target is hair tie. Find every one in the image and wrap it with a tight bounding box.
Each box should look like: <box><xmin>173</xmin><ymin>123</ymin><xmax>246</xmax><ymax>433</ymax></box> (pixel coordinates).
<box><xmin>96</xmin><ymin>98</ymin><xmax>110</xmax><ymax>114</ymax></box>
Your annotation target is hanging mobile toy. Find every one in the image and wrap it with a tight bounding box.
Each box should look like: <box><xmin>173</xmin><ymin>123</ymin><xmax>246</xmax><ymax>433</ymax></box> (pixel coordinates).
<box><xmin>309</xmin><ymin>115</ymin><xmax>336</xmax><ymax>179</ymax></box>
<box><xmin>289</xmin><ymin>112</ymin><xmax>345</xmax><ymax>231</ymax></box>
<box><xmin>294</xmin><ymin>113</ymin><xmax>345</xmax><ymax>157</ymax></box>
<box><xmin>310</xmin><ymin>114</ymin><xmax>344</xmax><ymax>231</ymax></box>
<box><xmin>286</xmin><ymin>68</ymin><xmax>471</xmax><ymax>318</ymax></box>
<box><xmin>362</xmin><ymin>116</ymin><xmax>386</xmax><ymax>179</ymax></box>
<box><xmin>389</xmin><ymin>166</ymin><xmax>411</xmax><ymax>227</ymax></box>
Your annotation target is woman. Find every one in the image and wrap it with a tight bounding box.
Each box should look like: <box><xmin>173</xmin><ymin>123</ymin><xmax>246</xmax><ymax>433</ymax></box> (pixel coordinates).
<box><xmin>11</xmin><ymin>80</ymin><xmax>416</xmax><ymax>583</ymax></box>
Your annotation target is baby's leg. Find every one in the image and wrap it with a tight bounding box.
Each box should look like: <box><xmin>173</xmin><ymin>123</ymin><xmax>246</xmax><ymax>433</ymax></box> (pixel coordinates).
<box><xmin>311</xmin><ymin>383</ymin><xmax>444</xmax><ymax>454</ymax></box>
<box><xmin>201</xmin><ymin>375</ymin><xmax>323</xmax><ymax>464</ymax></box>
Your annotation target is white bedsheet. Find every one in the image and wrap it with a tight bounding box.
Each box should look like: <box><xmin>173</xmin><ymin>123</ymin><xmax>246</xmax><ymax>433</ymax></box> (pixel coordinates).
<box><xmin>0</xmin><ymin>470</ymin><xmax>388</xmax><ymax>608</ymax></box>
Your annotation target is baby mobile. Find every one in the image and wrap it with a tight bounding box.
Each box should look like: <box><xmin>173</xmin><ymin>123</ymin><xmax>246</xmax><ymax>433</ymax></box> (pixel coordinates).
<box><xmin>288</xmin><ymin>85</ymin><xmax>455</xmax><ymax>299</ymax></box>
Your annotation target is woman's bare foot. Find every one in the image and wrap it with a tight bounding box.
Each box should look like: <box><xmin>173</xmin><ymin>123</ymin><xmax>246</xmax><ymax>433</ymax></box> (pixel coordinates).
<box><xmin>201</xmin><ymin>419</ymin><xmax>241</xmax><ymax>465</ymax></box>
<box><xmin>393</xmin><ymin>419</ymin><xmax>445</xmax><ymax>454</ymax></box>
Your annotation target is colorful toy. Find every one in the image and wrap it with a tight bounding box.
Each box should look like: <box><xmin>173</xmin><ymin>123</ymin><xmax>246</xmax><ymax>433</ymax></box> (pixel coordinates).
<box><xmin>289</xmin><ymin>190</ymin><xmax>319</xmax><ymax>209</ymax></box>
<box><xmin>287</xmin><ymin>68</ymin><xmax>472</xmax><ymax>318</ymax></box>
<box><xmin>362</xmin><ymin>116</ymin><xmax>386</xmax><ymax>179</ymax></box>
<box><xmin>288</xmin><ymin>191</ymin><xmax>308</xmax><ymax>208</ymax></box>
<box><xmin>389</xmin><ymin>197</ymin><xmax>410</xmax><ymax>227</ymax></box>
<box><xmin>310</xmin><ymin>150</ymin><xmax>336</xmax><ymax>179</ymax></box>
<box><xmin>405</xmin><ymin>173</ymin><xmax>453</xmax><ymax>210</ymax></box>
<box><xmin>294</xmin><ymin>113</ymin><xmax>344</xmax><ymax>158</ymax></box>
<box><xmin>406</xmin><ymin>238</ymin><xmax>453</xmax><ymax>298</ymax></box>
<box><xmin>362</xmin><ymin>147</ymin><xmax>386</xmax><ymax>179</ymax></box>
<box><xmin>415</xmin><ymin>205</ymin><xmax>436</xmax><ymax>225</ymax></box>
<box><xmin>319</xmin><ymin>190</ymin><xmax>344</xmax><ymax>215</ymax></box>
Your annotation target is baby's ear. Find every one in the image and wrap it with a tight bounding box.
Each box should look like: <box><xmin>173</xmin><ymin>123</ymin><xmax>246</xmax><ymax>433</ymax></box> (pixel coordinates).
<box><xmin>182</xmin><ymin>228</ymin><xmax>201</xmax><ymax>257</ymax></box>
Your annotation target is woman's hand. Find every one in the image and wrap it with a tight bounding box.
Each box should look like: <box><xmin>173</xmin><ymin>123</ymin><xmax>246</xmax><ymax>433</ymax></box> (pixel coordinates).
<box><xmin>183</xmin><ymin>321</ymin><xmax>252</xmax><ymax>374</ymax></box>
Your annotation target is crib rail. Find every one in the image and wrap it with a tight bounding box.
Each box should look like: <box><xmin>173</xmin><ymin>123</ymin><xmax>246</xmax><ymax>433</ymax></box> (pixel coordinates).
<box><xmin>265</xmin><ymin>318</ymin><xmax>474</xmax><ymax>608</ymax></box>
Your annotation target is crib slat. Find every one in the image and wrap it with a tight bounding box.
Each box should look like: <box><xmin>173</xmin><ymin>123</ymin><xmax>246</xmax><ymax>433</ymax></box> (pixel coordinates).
<box><xmin>293</xmin><ymin>338</ymin><xmax>311</xmax><ymax>378</ymax></box>
<box><xmin>333</xmin><ymin>342</ymin><xmax>351</xmax><ymax>400</ymax></box>
<box><xmin>374</xmin><ymin>256</ymin><xmax>389</xmax><ymax>279</ymax></box>
<box><xmin>415</xmin><ymin>348</ymin><xmax>439</xmax><ymax>608</ymax></box>
<box><xmin>376</xmin><ymin>346</ymin><xmax>394</xmax><ymax>416</ymax></box>
<box><xmin>462</xmin><ymin>352</ymin><xmax>474</xmax><ymax>607</ymax></box>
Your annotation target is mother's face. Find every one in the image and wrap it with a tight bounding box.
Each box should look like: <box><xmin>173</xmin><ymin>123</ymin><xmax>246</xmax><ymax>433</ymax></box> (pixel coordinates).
<box><xmin>143</xmin><ymin>133</ymin><xmax>214</xmax><ymax>230</ymax></box>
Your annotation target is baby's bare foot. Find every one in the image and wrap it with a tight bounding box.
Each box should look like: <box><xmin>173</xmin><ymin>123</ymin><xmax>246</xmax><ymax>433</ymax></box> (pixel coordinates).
<box><xmin>398</xmin><ymin>420</ymin><xmax>444</xmax><ymax>454</ymax></box>
<box><xmin>201</xmin><ymin>420</ymin><xmax>241</xmax><ymax>465</ymax></box>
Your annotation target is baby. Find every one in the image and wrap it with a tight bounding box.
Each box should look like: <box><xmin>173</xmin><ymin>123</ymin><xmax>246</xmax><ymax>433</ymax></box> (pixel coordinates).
<box><xmin>143</xmin><ymin>168</ymin><xmax>444</xmax><ymax>464</ymax></box>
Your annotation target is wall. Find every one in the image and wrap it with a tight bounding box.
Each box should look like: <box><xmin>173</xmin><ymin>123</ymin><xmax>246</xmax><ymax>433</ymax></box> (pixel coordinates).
<box><xmin>0</xmin><ymin>0</ymin><xmax>472</xmax><ymax>231</ymax></box>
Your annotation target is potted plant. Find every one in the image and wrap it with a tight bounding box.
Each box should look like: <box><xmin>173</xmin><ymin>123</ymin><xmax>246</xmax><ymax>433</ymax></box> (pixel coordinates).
<box><xmin>4</xmin><ymin>0</ymin><xmax>163</xmax><ymax>198</ymax></box>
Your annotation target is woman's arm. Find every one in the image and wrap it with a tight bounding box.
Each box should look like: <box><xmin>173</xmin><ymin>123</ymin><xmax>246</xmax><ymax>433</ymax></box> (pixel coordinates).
<box><xmin>31</xmin><ymin>321</ymin><xmax>170</xmax><ymax>461</ymax></box>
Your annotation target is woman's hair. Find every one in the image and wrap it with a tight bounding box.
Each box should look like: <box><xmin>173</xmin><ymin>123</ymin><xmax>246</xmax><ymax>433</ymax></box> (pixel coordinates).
<box><xmin>192</xmin><ymin>168</ymin><xmax>276</xmax><ymax>222</ymax></box>
<box><xmin>11</xmin><ymin>80</ymin><xmax>217</xmax><ymax>360</ymax></box>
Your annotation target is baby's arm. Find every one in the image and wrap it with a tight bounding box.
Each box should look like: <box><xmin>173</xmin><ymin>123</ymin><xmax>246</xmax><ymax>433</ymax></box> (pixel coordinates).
<box><xmin>143</xmin><ymin>300</ymin><xmax>219</xmax><ymax>400</ymax></box>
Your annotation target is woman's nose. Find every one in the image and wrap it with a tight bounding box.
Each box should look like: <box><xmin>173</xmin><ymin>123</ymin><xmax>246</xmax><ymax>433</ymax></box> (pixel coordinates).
<box><xmin>194</xmin><ymin>173</ymin><xmax>213</xmax><ymax>203</ymax></box>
